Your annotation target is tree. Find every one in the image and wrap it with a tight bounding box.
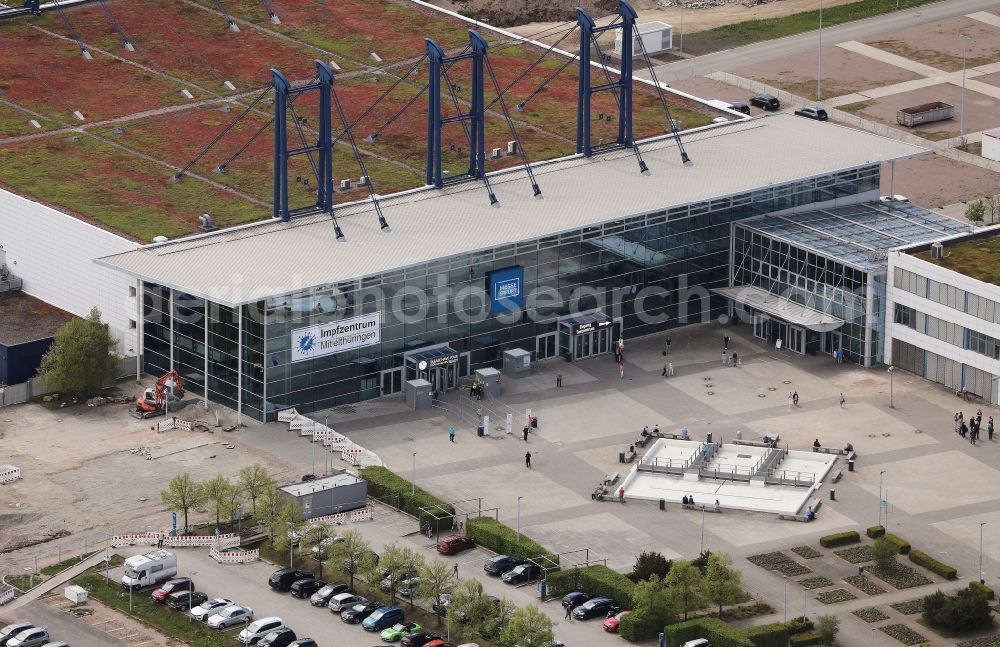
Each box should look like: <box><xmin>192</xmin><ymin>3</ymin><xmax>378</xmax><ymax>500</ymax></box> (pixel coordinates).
<box><xmin>966</xmin><ymin>200</ymin><xmax>986</xmax><ymax>225</ymax></box>
<box><xmin>499</xmin><ymin>604</ymin><xmax>554</xmax><ymax>647</ymax></box>
<box><xmin>665</xmin><ymin>560</ymin><xmax>706</xmax><ymax>620</ymax></box>
<box><xmin>302</xmin><ymin>522</ymin><xmax>338</xmax><ymax>579</ymax></box>
<box><xmin>446</xmin><ymin>579</ymin><xmax>493</xmax><ymax>643</ymax></box>
<box><xmin>691</xmin><ymin>549</ymin><xmax>713</xmax><ymax>574</ymax></box>
<box><xmin>201</xmin><ymin>475</ymin><xmax>235</xmax><ymax>530</ymax></box>
<box><xmin>985</xmin><ymin>194</ymin><xmax>999</xmax><ymax>224</ymax></box>
<box><xmin>629</xmin><ymin>550</ymin><xmax>673</xmax><ymax>582</ymax></box>
<box><xmin>705</xmin><ymin>553</ymin><xmax>744</xmax><ymax>618</ymax></box>
<box><xmin>257</xmin><ymin>488</ymin><xmax>301</xmax><ymax>548</ymax></box>
<box><xmin>417</xmin><ymin>559</ymin><xmax>456</xmax><ymax>624</ymax></box>
<box><xmin>816</xmin><ymin>614</ymin><xmax>839</xmax><ymax>645</ymax></box>
<box><xmin>397</xmin><ymin>546</ymin><xmax>426</xmax><ymax>609</ymax></box>
<box><xmin>160</xmin><ymin>472</ymin><xmax>205</xmax><ymax>534</ymax></box>
<box><xmin>378</xmin><ymin>544</ymin><xmax>410</xmax><ymax>605</ymax></box>
<box><xmin>480</xmin><ymin>598</ymin><xmax>515</xmax><ymax>642</ymax></box>
<box><xmin>238</xmin><ymin>464</ymin><xmax>273</xmax><ymax>516</ymax></box>
<box><xmin>922</xmin><ymin>588</ymin><xmax>993</xmax><ymax>632</ymax></box>
<box><xmin>871</xmin><ymin>537</ymin><xmax>899</xmax><ymax>570</ymax></box>
<box><xmin>330</xmin><ymin>529</ymin><xmax>371</xmax><ymax>590</ymax></box>
<box><xmin>629</xmin><ymin>575</ymin><xmax>675</xmax><ymax>629</ymax></box>
<box><xmin>38</xmin><ymin>307</ymin><xmax>121</xmax><ymax>398</ymax></box>
<box><xmin>222</xmin><ymin>481</ymin><xmax>244</xmax><ymax>531</ymax></box>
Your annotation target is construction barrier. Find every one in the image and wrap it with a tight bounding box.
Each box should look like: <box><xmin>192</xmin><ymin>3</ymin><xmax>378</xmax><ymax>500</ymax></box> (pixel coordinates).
<box><xmin>209</xmin><ymin>545</ymin><xmax>259</xmax><ymax>564</ymax></box>
<box><xmin>277</xmin><ymin>408</ymin><xmax>299</xmax><ymax>423</ymax></box>
<box><xmin>110</xmin><ymin>533</ymin><xmax>159</xmax><ymax>548</ymax></box>
<box><xmin>351</xmin><ymin>507</ymin><xmax>374</xmax><ymax>522</ymax></box>
<box><xmin>0</xmin><ymin>586</ymin><xmax>16</xmax><ymax>606</ymax></box>
<box><xmin>311</xmin><ymin>512</ymin><xmax>348</xmax><ymax>525</ymax></box>
<box><xmin>110</xmin><ymin>533</ymin><xmax>239</xmax><ymax>549</ymax></box>
<box><xmin>0</xmin><ymin>464</ymin><xmax>21</xmax><ymax>484</ymax></box>
<box><xmin>289</xmin><ymin>415</ymin><xmax>315</xmax><ymax>434</ymax></box>
<box><xmin>158</xmin><ymin>418</ymin><xmax>192</xmax><ymax>432</ymax></box>
<box><xmin>341</xmin><ymin>447</ymin><xmax>364</xmax><ymax>465</ymax></box>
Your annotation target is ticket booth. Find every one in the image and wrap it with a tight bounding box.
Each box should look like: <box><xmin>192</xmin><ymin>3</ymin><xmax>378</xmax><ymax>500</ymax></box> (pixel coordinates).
<box><xmin>558</xmin><ymin>311</ymin><xmax>612</xmax><ymax>361</ymax></box>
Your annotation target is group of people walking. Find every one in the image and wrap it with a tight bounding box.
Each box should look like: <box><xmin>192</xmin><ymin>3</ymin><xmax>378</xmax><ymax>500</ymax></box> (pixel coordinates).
<box><xmin>955</xmin><ymin>410</ymin><xmax>993</xmax><ymax>444</ymax></box>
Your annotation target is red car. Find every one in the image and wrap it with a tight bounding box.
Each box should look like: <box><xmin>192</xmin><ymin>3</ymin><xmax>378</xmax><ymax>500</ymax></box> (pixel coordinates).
<box><xmin>423</xmin><ymin>641</ymin><xmax>456</xmax><ymax>647</ymax></box>
<box><xmin>435</xmin><ymin>535</ymin><xmax>474</xmax><ymax>555</ymax></box>
<box><xmin>604</xmin><ymin>610</ymin><xmax>632</xmax><ymax>632</ymax></box>
<box><xmin>150</xmin><ymin>577</ymin><xmax>195</xmax><ymax>603</ymax></box>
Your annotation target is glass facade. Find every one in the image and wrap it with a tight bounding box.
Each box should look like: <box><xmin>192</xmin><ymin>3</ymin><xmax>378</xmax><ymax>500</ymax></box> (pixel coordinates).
<box><xmin>142</xmin><ymin>165</ymin><xmax>880</xmax><ymax>421</ymax></box>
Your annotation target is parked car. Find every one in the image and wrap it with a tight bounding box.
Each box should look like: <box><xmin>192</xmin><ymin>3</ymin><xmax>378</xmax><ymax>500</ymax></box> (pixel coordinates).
<box><xmin>398</xmin><ymin>577</ymin><xmax>422</xmax><ymax>598</ymax></box>
<box><xmin>729</xmin><ymin>101</ymin><xmax>751</xmax><ymax>115</ymax></box>
<box><xmin>749</xmin><ymin>94</ymin><xmax>780</xmax><ymax>111</ymax></box>
<box><xmin>257</xmin><ymin>627</ymin><xmax>297</xmax><ymax>647</ymax></box>
<box><xmin>39</xmin><ymin>642</ymin><xmax>70</xmax><ymax>647</ymax></box>
<box><xmin>431</xmin><ymin>594</ymin><xmax>452</xmax><ymax>617</ymax></box>
<box><xmin>380</xmin><ymin>569</ymin><xmax>416</xmax><ymax>592</ymax></box>
<box><xmin>268</xmin><ymin>569</ymin><xmax>313</xmax><ymax>592</ymax></box>
<box><xmin>166</xmin><ymin>590</ymin><xmax>208</xmax><ymax>611</ymax></box>
<box><xmin>341</xmin><ymin>601</ymin><xmax>382</xmax><ymax>623</ymax></box>
<box><xmin>401</xmin><ymin>632</ymin><xmax>443</xmax><ymax>647</ymax></box>
<box><xmin>289</xmin><ymin>640</ymin><xmax>318</xmax><ymax>647</ymax></box>
<box><xmin>483</xmin><ymin>555</ymin><xmax>523</xmax><ymax>576</ymax></box>
<box><xmin>6</xmin><ymin>628</ymin><xmax>49</xmax><ymax>647</ymax></box>
<box><xmin>501</xmin><ymin>563</ymin><xmax>539</xmax><ymax>584</ymax></box>
<box><xmin>310</xmin><ymin>582</ymin><xmax>350</xmax><ymax>606</ymax></box>
<box><xmin>604</xmin><ymin>610</ymin><xmax>632</xmax><ymax>632</ymax></box>
<box><xmin>381</xmin><ymin>621</ymin><xmax>422</xmax><ymax>642</ymax></box>
<box><xmin>0</xmin><ymin>624</ymin><xmax>35</xmax><ymax>647</ymax></box>
<box><xmin>573</xmin><ymin>597</ymin><xmax>618</xmax><ymax>620</ymax></box>
<box><xmin>560</xmin><ymin>592</ymin><xmax>591</xmax><ymax>610</ymax></box>
<box><xmin>151</xmin><ymin>577</ymin><xmax>195</xmax><ymax>603</ymax></box>
<box><xmin>207</xmin><ymin>605</ymin><xmax>254</xmax><ymax>629</ymax></box>
<box><xmin>423</xmin><ymin>641</ymin><xmax>458</xmax><ymax>647</ymax></box>
<box><xmin>289</xmin><ymin>578</ymin><xmax>325</xmax><ymax>599</ymax></box>
<box><xmin>362</xmin><ymin>606</ymin><xmax>405</xmax><ymax>632</ymax></box>
<box><xmin>880</xmin><ymin>194</ymin><xmax>909</xmax><ymax>203</ymax></box>
<box><xmin>682</xmin><ymin>640</ymin><xmax>710</xmax><ymax>647</ymax></box>
<box><xmin>327</xmin><ymin>592</ymin><xmax>367</xmax><ymax>612</ymax></box>
<box><xmin>435</xmin><ymin>535</ymin><xmax>474</xmax><ymax>555</ymax></box>
<box><xmin>793</xmin><ymin>106</ymin><xmax>828</xmax><ymax>121</ymax></box>
<box><xmin>190</xmin><ymin>597</ymin><xmax>234</xmax><ymax>621</ymax></box>
<box><xmin>237</xmin><ymin>617</ymin><xmax>284</xmax><ymax>645</ymax></box>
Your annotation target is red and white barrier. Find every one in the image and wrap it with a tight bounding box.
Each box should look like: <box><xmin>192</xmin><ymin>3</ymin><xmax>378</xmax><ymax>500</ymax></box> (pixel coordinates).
<box><xmin>110</xmin><ymin>533</ymin><xmax>159</xmax><ymax>548</ymax></box>
<box><xmin>209</xmin><ymin>545</ymin><xmax>259</xmax><ymax>564</ymax></box>
<box><xmin>158</xmin><ymin>418</ymin><xmax>192</xmax><ymax>432</ymax></box>
<box><xmin>0</xmin><ymin>587</ymin><xmax>17</xmax><ymax>606</ymax></box>
<box><xmin>341</xmin><ymin>447</ymin><xmax>364</xmax><ymax>465</ymax></box>
<box><xmin>351</xmin><ymin>507</ymin><xmax>373</xmax><ymax>522</ymax></box>
<box><xmin>311</xmin><ymin>512</ymin><xmax>348</xmax><ymax>525</ymax></box>
<box><xmin>110</xmin><ymin>532</ymin><xmax>240</xmax><ymax>549</ymax></box>
<box><xmin>277</xmin><ymin>408</ymin><xmax>299</xmax><ymax>423</ymax></box>
<box><xmin>0</xmin><ymin>464</ymin><xmax>21</xmax><ymax>484</ymax></box>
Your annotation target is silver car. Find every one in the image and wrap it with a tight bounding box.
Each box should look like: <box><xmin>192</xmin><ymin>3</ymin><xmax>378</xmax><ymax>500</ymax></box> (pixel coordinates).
<box><xmin>207</xmin><ymin>605</ymin><xmax>253</xmax><ymax>629</ymax></box>
<box><xmin>189</xmin><ymin>597</ymin><xmax>234</xmax><ymax>621</ymax></box>
<box><xmin>7</xmin><ymin>628</ymin><xmax>50</xmax><ymax>647</ymax></box>
<box><xmin>327</xmin><ymin>593</ymin><xmax>367</xmax><ymax>612</ymax></box>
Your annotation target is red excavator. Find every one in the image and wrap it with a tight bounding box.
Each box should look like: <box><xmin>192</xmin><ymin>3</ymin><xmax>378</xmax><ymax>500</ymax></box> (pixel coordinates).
<box><xmin>132</xmin><ymin>370</ymin><xmax>185</xmax><ymax>418</ymax></box>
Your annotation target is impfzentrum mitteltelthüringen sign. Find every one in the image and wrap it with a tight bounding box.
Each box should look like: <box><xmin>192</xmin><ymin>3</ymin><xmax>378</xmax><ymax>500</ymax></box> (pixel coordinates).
<box><xmin>291</xmin><ymin>312</ymin><xmax>381</xmax><ymax>362</ymax></box>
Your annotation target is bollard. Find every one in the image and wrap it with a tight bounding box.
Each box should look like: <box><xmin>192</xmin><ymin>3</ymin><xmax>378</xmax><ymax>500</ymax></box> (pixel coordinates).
<box><xmin>659</xmin><ymin>498</ymin><xmax>666</xmax><ymax>511</ymax></box>
<box><xmin>847</xmin><ymin>459</ymin><xmax>855</xmax><ymax>472</ymax></box>
<box><xmin>830</xmin><ymin>489</ymin><xmax>836</xmax><ymax>501</ymax></box>
<box><xmin>619</xmin><ymin>452</ymin><xmax>625</xmax><ymax>464</ymax></box>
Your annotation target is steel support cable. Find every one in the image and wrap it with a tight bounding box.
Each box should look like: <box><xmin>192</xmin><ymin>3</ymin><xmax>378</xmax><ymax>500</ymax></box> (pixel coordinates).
<box><xmin>160</xmin><ymin>20</ymin><xmax>228</xmax><ymax>85</ymax></box>
<box><xmin>50</xmin><ymin>0</ymin><xmax>88</xmax><ymax>56</ymax></box>
<box><xmin>484</xmin><ymin>55</ymin><xmax>541</xmax><ymax>196</ymax></box>
<box><xmin>330</xmin><ymin>84</ymin><xmax>390</xmax><ymax>230</ymax></box>
<box><xmin>483</xmin><ymin>23</ymin><xmax>577</xmax><ymax>112</ymax></box>
<box><xmin>591</xmin><ymin>33</ymin><xmax>647</xmax><ymax>172</ymax></box>
<box><xmin>485</xmin><ymin>19</ymin><xmax>578</xmax><ymax>55</ymax></box>
<box><xmin>173</xmin><ymin>85</ymin><xmax>273</xmax><ymax>179</ymax></box>
<box><xmin>97</xmin><ymin>0</ymin><xmax>134</xmax><ymax>50</ymax></box>
<box><xmin>215</xmin><ymin>116</ymin><xmax>274</xmax><ymax>172</ymax></box>
<box><xmin>441</xmin><ymin>62</ymin><xmax>498</xmax><ymax>204</ymax></box>
<box><xmin>632</xmin><ymin>26</ymin><xmax>691</xmax><ymax>165</ymax></box>
<box><xmin>286</xmin><ymin>96</ymin><xmax>320</xmax><ymax>182</ymax></box>
<box><xmin>512</xmin><ymin>54</ymin><xmax>575</xmax><ymax>111</ymax></box>
<box><xmin>329</xmin><ymin>53</ymin><xmax>427</xmax><ymax>144</ymax></box>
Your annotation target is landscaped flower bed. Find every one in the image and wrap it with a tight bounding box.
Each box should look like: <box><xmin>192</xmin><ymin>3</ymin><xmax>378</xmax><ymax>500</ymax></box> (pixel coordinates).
<box><xmin>852</xmin><ymin>607</ymin><xmax>890</xmax><ymax>623</ymax></box>
<box><xmin>867</xmin><ymin>563</ymin><xmax>933</xmax><ymax>589</ymax></box>
<box><xmin>799</xmin><ymin>576</ymin><xmax>834</xmax><ymax>590</ymax></box>
<box><xmin>890</xmin><ymin>598</ymin><xmax>925</xmax><ymax>615</ymax></box>
<box><xmin>833</xmin><ymin>545</ymin><xmax>873</xmax><ymax>564</ymax></box>
<box><xmin>816</xmin><ymin>588</ymin><xmax>857</xmax><ymax>604</ymax></box>
<box><xmin>791</xmin><ymin>545</ymin><xmax>822</xmax><ymax>560</ymax></box>
<box><xmin>958</xmin><ymin>636</ymin><xmax>1000</xmax><ymax>647</ymax></box>
<box><xmin>844</xmin><ymin>574</ymin><xmax>886</xmax><ymax>595</ymax></box>
<box><xmin>747</xmin><ymin>551</ymin><xmax>812</xmax><ymax>577</ymax></box>
<box><xmin>880</xmin><ymin>623</ymin><xmax>928</xmax><ymax>645</ymax></box>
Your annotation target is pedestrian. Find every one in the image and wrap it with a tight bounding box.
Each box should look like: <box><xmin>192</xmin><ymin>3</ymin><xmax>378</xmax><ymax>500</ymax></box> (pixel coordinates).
<box><xmin>775</xmin><ymin>338</ymin><xmax>783</xmax><ymax>350</ymax></box>
<box><xmin>617</xmin><ymin>486</ymin><xmax>625</xmax><ymax>503</ymax></box>
<box><xmin>723</xmin><ymin>335</ymin><xmax>729</xmax><ymax>351</ymax></box>
<box><xmin>665</xmin><ymin>336</ymin><xmax>672</xmax><ymax>355</ymax></box>
<box><xmin>793</xmin><ymin>391</ymin><xmax>799</xmax><ymax>406</ymax></box>
<box><xmin>731</xmin><ymin>352</ymin><xmax>737</xmax><ymax>367</ymax></box>
<box><xmin>619</xmin><ymin>362</ymin><xmax>625</xmax><ymax>379</ymax></box>
<box><xmin>977</xmin><ymin>409</ymin><xmax>983</xmax><ymax>426</ymax></box>
<box><xmin>971</xmin><ymin>426</ymin><xmax>978</xmax><ymax>445</ymax></box>
<box><xmin>667</xmin><ymin>362</ymin><xmax>674</xmax><ymax>377</ymax></box>
<box><xmin>525</xmin><ymin>451</ymin><xmax>532</xmax><ymax>468</ymax></box>
<box><xmin>458</xmin><ymin>520</ymin><xmax>464</xmax><ymax>532</ymax></box>
<box><xmin>662</xmin><ymin>363</ymin><xmax>667</xmax><ymax>377</ymax></box>
<box><xmin>556</xmin><ymin>372</ymin><xmax>562</xmax><ymax>388</ymax></box>
<box><xmin>523</xmin><ymin>426</ymin><xmax>529</xmax><ymax>442</ymax></box>
<box><xmin>565</xmin><ymin>604</ymin><xmax>572</xmax><ymax>620</ymax></box>
<box><xmin>449</xmin><ymin>426</ymin><xmax>456</xmax><ymax>442</ymax></box>
<box><xmin>961</xmin><ymin>421</ymin><xmax>968</xmax><ymax>437</ymax></box>
<box><xmin>955</xmin><ymin>412</ymin><xmax>960</xmax><ymax>433</ymax></box>
<box><xmin>989</xmin><ymin>417</ymin><xmax>994</xmax><ymax>441</ymax></box>
<box><xmin>453</xmin><ymin>563</ymin><xmax>459</xmax><ymax>579</ymax></box>
<box><xmin>787</xmin><ymin>392</ymin><xmax>793</xmax><ymax>410</ymax></box>
<box><xmin>722</xmin><ymin>350</ymin><xmax>728</xmax><ymax>366</ymax></box>
<box><xmin>838</xmin><ymin>393</ymin><xmax>845</xmax><ymax>408</ymax></box>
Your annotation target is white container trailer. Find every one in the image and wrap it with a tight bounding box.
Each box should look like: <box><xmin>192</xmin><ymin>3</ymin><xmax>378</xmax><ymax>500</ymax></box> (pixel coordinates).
<box><xmin>614</xmin><ymin>21</ymin><xmax>672</xmax><ymax>56</ymax></box>
<box><xmin>121</xmin><ymin>549</ymin><xmax>177</xmax><ymax>590</ymax></box>
<box><xmin>983</xmin><ymin>128</ymin><xmax>1000</xmax><ymax>162</ymax></box>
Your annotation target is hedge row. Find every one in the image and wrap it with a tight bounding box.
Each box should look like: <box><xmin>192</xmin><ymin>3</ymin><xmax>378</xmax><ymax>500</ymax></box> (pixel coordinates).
<box><xmin>664</xmin><ymin>618</ymin><xmax>753</xmax><ymax>647</ymax></box>
<box><xmin>619</xmin><ymin>608</ymin><xmax>667</xmax><ymax>642</ymax></box>
<box><xmin>789</xmin><ymin>631</ymin><xmax>823</xmax><ymax>646</ymax></box>
<box><xmin>884</xmin><ymin>533</ymin><xmax>911</xmax><ymax>554</ymax></box>
<box><xmin>360</xmin><ymin>466</ymin><xmax>454</xmax><ymax>530</ymax></box>
<box><xmin>465</xmin><ymin>517</ymin><xmax>555</xmax><ymax>563</ymax></box>
<box><xmin>544</xmin><ymin>565</ymin><xmax>634</xmax><ymax>605</ymax></box>
<box><xmin>786</xmin><ymin>617</ymin><xmax>814</xmax><ymax>635</ymax></box>
<box><xmin>970</xmin><ymin>581</ymin><xmax>995</xmax><ymax>601</ymax></box>
<box><xmin>742</xmin><ymin>622</ymin><xmax>789</xmax><ymax>647</ymax></box>
<box><xmin>819</xmin><ymin>530</ymin><xmax>860</xmax><ymax>548</ymax></box>
<box><xmin>909</xmin><ymin>550</ymin><xmax>957</xmax><ymax>580</ymax></box>
<box><xmin>866</xmin><ymin>525</ymin><xmax>885</xmax><ymax>539</ymax></box>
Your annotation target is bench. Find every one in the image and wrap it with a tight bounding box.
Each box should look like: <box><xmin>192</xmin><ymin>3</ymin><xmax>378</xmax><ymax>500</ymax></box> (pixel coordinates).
<box><xmin>845</xmin><ymin>450</ymin><xmax>857</xmax><ymax>462</ymax></box>
<box><xmin>779</xmin><ymin>497</ymin><xmax>823</xmax><ymax>522</ymax></box>
<box><xmin>808</xmin><ymin>497</ymin><xmax>823</xmax><ymax>514</ymax></box>
<box><xmin>682</xmin><ymin>503</ymin><xmax>722</xmax><ymax>513</ymax></box>
<box><xmin>623</xmin><ymin>450</ymin><xmax>637</xmax><ymax>463</ymax></box>
<box><xmin>812</xmin><ymin>446</ymin><xmax>853</xmax><ymax>455</ymax></box>
<box><xmin>634</xmin><ymin>435</ymin><xmax>649</xmax><ymax>448</ymax></box>
<box><xmin>832</xmin><ymin>469</ymin><xmax>843</xmax><ymax>483</ymax></box>
<box><xmin>603</xmin><ymin>472</ymin><xmax>619</xmax><ymax>486</ymax></box>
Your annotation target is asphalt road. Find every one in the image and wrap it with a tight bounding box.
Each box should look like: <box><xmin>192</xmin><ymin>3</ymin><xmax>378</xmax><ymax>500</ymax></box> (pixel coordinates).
<box><xmin>640</xmin><ymin>0</ymin><xmax>1000</xmax><ymax>82</ymax></box>
<box><xmin>3</xmin><ymin>599</ymin><xmax>130</xmax><ymax>647</ymax></box>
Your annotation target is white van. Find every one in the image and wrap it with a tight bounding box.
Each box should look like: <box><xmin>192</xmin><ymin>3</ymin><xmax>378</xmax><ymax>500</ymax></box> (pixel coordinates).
<box><xmin>121</xmin><ymin>550</ymin><xmax>177</xmax><ymax>590</ymax></box>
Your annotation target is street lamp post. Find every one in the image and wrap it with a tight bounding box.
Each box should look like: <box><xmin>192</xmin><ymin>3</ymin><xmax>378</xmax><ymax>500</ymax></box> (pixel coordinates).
<box><xmin>878</xmin><ymin>470</ymin><xmax>886</xmax><ymax>527</ymax></box>
<box><xmin>960</xmin><ymin>34</ymin><xmax>971</xmax><ymax>150</ymax></box>
<box><xmin>888</xmin><ymin>366</ymin><xmax>895</xmax><ymax>408</ymax></box>
<box><xmin>783</xmin><ymin>576</ymin><xmax>788</xmax><ymax>622</ymax></box>
<box><xmin>411</xmin><ymin>452</ymin><xmax>417</xmax><ymax>496</ymax></box>
<box><xmin>817</xmin><ymin>0</ymin><xmax>824</xmax><ymax>100</ymax></box>
<box><xmin>980</xmin><ymin>522</ymin><xmax>987</xmax><ymax>584</ymax></box>
<box><xmin>679</xmin><ymin>2</ymin><xmax>685</xmax><ymax>56</ymax></box>
<box><xmin>699</xmin><ymin>505</ymin><xmax>706</xmax><ymax>553</ymax></box>
<box><xmin>324</xmin><ymin>414</ymin><xmax>330</xmax><ymax>475</ymax></box>
<box><xmin>516</xmin><ymin>496</ymin><xmax>524</xmax><ymax>543</ymax></box>
<box><xmin>188</xmin><ymin>570</ymin><xmax>198</xmax><ymax>622</ymax></box>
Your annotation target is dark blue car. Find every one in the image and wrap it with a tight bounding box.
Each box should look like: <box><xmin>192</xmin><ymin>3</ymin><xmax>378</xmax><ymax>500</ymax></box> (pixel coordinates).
<box><xmin>561</xmin><ymin>592</ymin><xmax>591</xmax><ymax>610</ymax></box>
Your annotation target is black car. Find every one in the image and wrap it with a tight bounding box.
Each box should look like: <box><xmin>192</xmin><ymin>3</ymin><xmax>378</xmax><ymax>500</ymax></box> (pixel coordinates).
<box><xmin>484</xmin><ymin>555</ymin><xmax>523</xmax><ymax>576</ymax></box>
<box><xmin>268</xmin><ymin>569</ymin><xmax>314</xmax><ymax>592</ymax></box>
<box><xmin>729</xmin><ymin>101</ymin><xmax>751</xmax><ymax>115</ymax></box>
<box><xmin>289</xmin><ymin>578</ymin><xmax>326</xmax><ymax>599</ymax></box>
<box><xmin>561</xmin><ymin>592</ymin><xmax>591</xmax><ymax>609</ymax></box>
<box><xmin>749</xmin><ymin>94</ymin><xmax>780</xmax><ymax>111</ymax></box>
<box><xmin>572</xmin><ymin>596</ymin><xmax>618</xmax><ymax>620</ymax></box>
<box><xmin>258</xmin><ymin>628</ymin><xmax>297</xmax><ymax>647</ymax></box>
<box><xmin>793</xmin><ymin>106</ymin><xmax>828</xmax><ymax>121</ymax></box>
<box><xmin>310</xmin><ymin>582</ymin><xmax>350</xmax><ymax>606</ymax></box>
<box><xmin>401</xmin><ymin>632</ymin><xmax>442</xmax><ymax>647</ymax></box>
<box><xmin>341</xmin><ymin>601</ymin><xmax>382</xmax><ymax>623</ymax></box>
<box><xmin>166</xmin><ymin>590</ymin><xmax>208</xmax><ymax>611</ymax></box>
<box><xmin>289</xmin><ymin>641</ymin><xmax>318</xmax><ymax>647</ymax></box>
<box><xmin>501</xmin><ymin>563</ymin><xmax>540</xmax><ymax>584</ymax></box>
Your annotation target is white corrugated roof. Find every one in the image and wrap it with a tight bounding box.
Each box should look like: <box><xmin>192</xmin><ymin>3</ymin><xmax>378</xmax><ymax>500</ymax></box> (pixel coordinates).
<box><xmin>96</xmin><ymin>115</ymin><xmax>929</xmax><ymax>306</ymax></box>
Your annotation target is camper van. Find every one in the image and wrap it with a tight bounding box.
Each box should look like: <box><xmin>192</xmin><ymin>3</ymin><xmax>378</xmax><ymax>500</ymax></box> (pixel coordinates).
<box><xmin>121</xmin><ymin>550</ymin><xmax>178</xmax><ymax>590</ymax></box>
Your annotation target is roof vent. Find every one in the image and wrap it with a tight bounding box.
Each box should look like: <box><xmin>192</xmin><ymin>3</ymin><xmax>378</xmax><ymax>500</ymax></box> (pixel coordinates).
<box><xmin>199</xmin><ymin>214</ymin><xmax>217</xmax><ymax>231</ymax></box>
<box><xmin>931</xmin><ymin>242</ymin><xmax>944</xmax><ymax>259</ymax></box>
<box><xmin>152</xmin><ymin>235</ymin><xmax>169</xmax><ymax>244</ymax></box>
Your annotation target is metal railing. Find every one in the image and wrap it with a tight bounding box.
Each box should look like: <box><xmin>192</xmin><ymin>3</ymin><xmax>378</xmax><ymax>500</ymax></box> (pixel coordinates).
<box><xmin>637</xmin><ymin>456</ymin><xmax>689</xmax><ymax>475</ymax></box>
<box><xmin>765</xmin><ymin>468</ymin><xmax>816</xmax><ymax>487</ymax></box>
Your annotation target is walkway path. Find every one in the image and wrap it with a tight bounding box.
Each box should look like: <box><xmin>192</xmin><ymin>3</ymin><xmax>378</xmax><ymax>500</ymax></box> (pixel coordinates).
<box><xmin>0</xmin><ymin>551</ymin><xmax>106</xmax><ymax>614</ymax></box>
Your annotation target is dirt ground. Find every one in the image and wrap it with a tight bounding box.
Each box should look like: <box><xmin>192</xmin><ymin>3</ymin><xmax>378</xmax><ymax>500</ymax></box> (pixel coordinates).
<box><xmin>864</xmin><ymin>15</ymin><xmax>1000</xmax><ymax>73</ymax></box>
<box><xmin>729</xmin><ymin>45</ymin><xmax>922</xmax><ymax>101</ymax></box>
<box><xmin>881</xmin><ymin>155</ymin><xmax>1000</xmax><ymax>208</ymax></box>
<box><xmin>971</xmin><ymin>69</ymin><xmax>1000</xmax><ymax>90</ymax></box>
<box><xmin>847</xmin><ymin>81</ymin><xmax>1000</xmax><ymax>140</ymax></box>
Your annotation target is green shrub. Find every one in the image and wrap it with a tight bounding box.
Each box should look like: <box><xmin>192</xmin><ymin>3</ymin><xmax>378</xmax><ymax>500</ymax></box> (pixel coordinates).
<box><xmin>819</xmin><ymin>531</ymin><xmax>860</xmax><ymax>548</ymax></box>
<box><xmin>360</xmin><ymin>466</ymin><xmax>454</xmax><ymax>530</ymax></box>
<box><xmin>866</xmin><ymin>525</ymin><xmax>886</xmax><ymax>539</ymax></box>
<box><xmin>908</xmin><ymin>550</ymin><xmax>957</xmax><ymax>580</ymax></box>
<box><xmin>884</xmin><ymin>533</ymin><xmax>911</xmax><ymax>554</ymax></box>
<box><xmin>742</xmin><ymin>622</ymin><xmax>789</xmax><ymax>647</ymax></box>
<box><xmin>969</xmin><ymin>581</ymin><xmax>995</xmax><ymax>601</ymax></box>
<box><xmin>789</xmin><ymin>631</ymin><xmax>824</xmax><ymax>646</ymax></box>
<box><xmin>465</xmin><ymin>517</ymin><xmax>555</xmax><ymax>564</ymax></box>
<box><xmin>619</xmin><ymin>608</ymin><xmax>665</xmax><ymax>642</ymax></box>
<box><xmin>663</xmin><ymin>618</ymin><xmax>753</xmax><ymax>647</ymax></box>
<box><xmin>787</xmin><ymin>616</ymin><xmax>814</xmax><ymax>635</ymax></box>
<box><xmin>922</xmin><ymin>588</ymin><xmax>993</xmax><ymax>632</ymax></box>
<box><xmin>545</xmin><ymin>564</ymin><xmax>635</xmax><ymax>607</ymax></box>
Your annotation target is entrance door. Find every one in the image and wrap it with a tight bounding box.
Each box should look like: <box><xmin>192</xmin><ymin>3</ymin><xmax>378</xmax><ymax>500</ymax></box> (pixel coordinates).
<box><xmin>536</xmin><ymin>333</ymin><xmax>557</xmax><ymax>360</ymax></box>
<box><xmin>597</xmin><ymin>328</ymin><xmax>609</xmax><ymax>355</ymax></box>
<box><xmin>380</xmin><ymin>368</ymin><xmax>402</xmax><ymax>396</ymax></box>
<box><xmin>788</xmin><ymin>326</ymin><xmax>805</xmax><ymax>354</ymax></box>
